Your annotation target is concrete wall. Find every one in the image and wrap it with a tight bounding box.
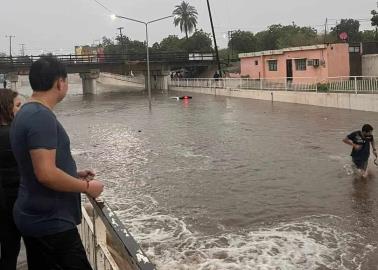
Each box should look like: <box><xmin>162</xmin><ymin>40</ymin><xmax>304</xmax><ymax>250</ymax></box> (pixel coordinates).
<box><xmin>327</xmin><ymin>43</ymin><xmax>350</xmax><ymax>78</ymax></box>
<box><xmin>362</xmin><ymin>54</ymin><xmax>378</xmax><ymax>77</ymax></box>
<box><xmin>169</xmin><ymin>85</ymin><xmax>378</xmax><ymax>112</ymax></box>
<box><xmin>97</xmin><ymin>72</ymin><xmax>145</xmax><ymax>88</ymax></box>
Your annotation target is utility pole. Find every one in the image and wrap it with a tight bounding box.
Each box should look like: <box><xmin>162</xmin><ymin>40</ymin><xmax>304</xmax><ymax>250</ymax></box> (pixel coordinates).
<box><xmin>19</xmin><ymin>43</ymin><xmax>25</xmax><ymax>56</ymax></box>
<box><xmin>5</xmin><ymin>35</ymin><xmax>15</xmax><ymax>57</ymax></box>
<box><xmin>227</xmin><ymin>30</ymin><xmax>235</xmax><ymax>63</ymax></box>
<box><xmin>206</xmin><ymin>0</ymin><xmax>222</xmax><ymax>77</ymax></box>
<box><xmin>117</xmin><ymin>27</ymin><xmax>126</xmax><ymax>56</ymax></box>
<box><xmin>324</xmin><ymin>18</ymin><xmax>328</xmax><ymax>44</ymax></box>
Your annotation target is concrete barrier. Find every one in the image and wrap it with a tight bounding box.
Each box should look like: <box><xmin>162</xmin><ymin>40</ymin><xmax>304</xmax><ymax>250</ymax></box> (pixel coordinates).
<box><xmin>98</xmin><ymin>73</ymin><xmax>145</xmax><ymax>88</ymax></box>
<box><xmin>169</xmin><ymin>86</ymin><xmax>378</xmax><ymax>112</ymax></box>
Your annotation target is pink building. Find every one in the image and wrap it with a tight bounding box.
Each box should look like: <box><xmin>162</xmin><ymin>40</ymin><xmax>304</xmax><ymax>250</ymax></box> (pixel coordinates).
<box><xmin>239</xmin><ymin>43</ymin><xmax>350</xmax><ymax>82</ymax></box>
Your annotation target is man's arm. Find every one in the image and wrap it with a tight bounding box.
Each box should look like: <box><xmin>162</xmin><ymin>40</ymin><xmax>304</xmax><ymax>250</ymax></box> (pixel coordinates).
<box><xmin>371</xmin><ymin>137</ymin><xmax>377</xmax><ymax>158</ymax></box>
<box><xmin>343</xmin><ymin>137</ymin><xmax>354</xmax><ymax>146</ymax></box>
<box><xmin>343</xmin><ymin>137</ymin><xmax>361</xmax><ymax>150</ymax></box>
<box><xmin>30</xmin><ymin>149</ymin><xmax>103</xmax><ymax>197</ymax></box>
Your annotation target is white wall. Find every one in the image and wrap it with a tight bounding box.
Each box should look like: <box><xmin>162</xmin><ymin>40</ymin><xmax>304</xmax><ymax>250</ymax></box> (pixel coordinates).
<box><xmin>362</xmin><ymin>54</ymin><xmax>378</xmax><ymax>77</ymax></box>
<box><xmin>97</xmin><ymin>72</ymin><xmax>145</xmax><ymax>88</ymax></box>
<box><xmin>170</xmin><ymin>86</ymin><xmax>378</xmax><ymax>112</ymax></box>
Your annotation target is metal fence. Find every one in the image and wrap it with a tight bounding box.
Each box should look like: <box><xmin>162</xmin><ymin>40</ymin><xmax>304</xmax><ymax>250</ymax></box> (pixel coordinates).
<box><xmin>79</xmin><ymin>196</ymin><xmax>156</xmax><ymax>270</ymax></box>
<box><xmin>170</xmin><ymin>76</ymin><xmax>378</xmax><ymax>94</ymax></box>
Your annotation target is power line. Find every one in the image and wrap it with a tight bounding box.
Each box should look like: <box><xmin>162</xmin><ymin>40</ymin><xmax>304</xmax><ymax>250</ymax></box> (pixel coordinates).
<box><xmin>89</xmin><ymin>0</ymin><xmax>114</xmax><ymax>14</ymax></box>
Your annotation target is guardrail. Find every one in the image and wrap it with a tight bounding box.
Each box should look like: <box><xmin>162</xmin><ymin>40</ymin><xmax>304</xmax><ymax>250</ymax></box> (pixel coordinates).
<box><xmin>170</xmin><ymin>76</ymin><xmax>378</xmax><ymax>94</ymax></box>
<box><xmin>0</xmin><ymin>52</ymin><xmax>216</xmax><ymax>67</ymax></box>
<box><xmin>79</xmin><ymin>196</ymin><xmax>156</xmax><ymax>270</ymax></box>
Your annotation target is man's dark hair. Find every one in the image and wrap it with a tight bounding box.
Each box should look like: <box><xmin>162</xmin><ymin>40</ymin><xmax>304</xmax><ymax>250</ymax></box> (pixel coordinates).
<box><xmin>29</xmin><ymin>56</ymin><xmax>67</xmax><ymax>91</ymax></box>
<box><xmin>362</xmin><ymin>124</ymin><xmax>373</xmax><ymax>133</ymax></box>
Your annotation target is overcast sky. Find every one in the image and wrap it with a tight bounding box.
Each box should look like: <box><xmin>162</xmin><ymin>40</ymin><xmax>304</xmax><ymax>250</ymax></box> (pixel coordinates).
<box><xmin>0</xmin><ymin>0</ymin><xmax>375</xmax><ymax>55</ymax></box>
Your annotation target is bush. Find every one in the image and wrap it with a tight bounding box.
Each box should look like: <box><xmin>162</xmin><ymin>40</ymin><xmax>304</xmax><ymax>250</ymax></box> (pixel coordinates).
<box><xmin>317</xmin><ymin>83</ymin><xmax>329</xmax><ymax>92</ymax></box>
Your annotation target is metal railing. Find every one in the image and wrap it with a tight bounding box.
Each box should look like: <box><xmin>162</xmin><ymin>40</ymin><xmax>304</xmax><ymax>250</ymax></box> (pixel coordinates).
<box><xmin>170</xmin><ymin>76</ymin><xmax>378</xmax><ymax>94</ymax></box>
<box><xmin>0</xmin><ymin>51</ymin><xmax>216</xmax><ymax>67</ymax></box>
<box><xmin>79</xmin><ymin>196</ymin><xmax>156</xmax><ymax>270</ymax></box>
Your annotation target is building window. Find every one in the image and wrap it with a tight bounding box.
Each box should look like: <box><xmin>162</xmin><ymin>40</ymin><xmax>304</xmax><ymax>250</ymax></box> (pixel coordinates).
<box><xmin>295</xmin><ymin>59</ymin><xmax>307</xmax><ymax>71</ymax></box>
<box><xmin>255</xmin><ymin>60</ymin><xmax>259</xmax><ymax>65</ymax></box>
<box><xmin>349</xmin><ymin>46</ymin><xmax>360</xmax><ymax>53</ymax></box>
<box><xmin>268</xmin><ymin>60</ymin><xmax>278</xmax><ymax>71</ymax></box>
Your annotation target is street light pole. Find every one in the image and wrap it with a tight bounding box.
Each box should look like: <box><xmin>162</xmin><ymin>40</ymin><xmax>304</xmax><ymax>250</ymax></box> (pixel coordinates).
<box><xmin>112</xmin><ymin>14</ymin><xmax>173</xmax><ymax>110</ymax></box>
<box><xmin>145</xmin><ymin>23</ymin><xmax>151</xmax><ymax>108</ymax></box>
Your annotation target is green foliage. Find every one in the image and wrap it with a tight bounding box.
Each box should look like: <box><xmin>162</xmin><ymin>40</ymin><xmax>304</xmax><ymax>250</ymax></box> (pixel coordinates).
<box><xmin>361</xmin><ymin>30</ymin><xmax>377</xmax><ymax>42</ymax></box>
<box><xmin>330</xmin><ymin>19</ymin><xmax>361</xmax><ymax>42</ymax></box>
<box><xmin>372</xmin><ymin>10</ymin><xmax>378</xmax><ymax>27</ymax></box>
<box><xmin>159</xmin><ymin>35</ymin><xmax>185</xmax><ymax>51</ymax></box>
<box><xmin>186</xmin><ymin>30</ymin><xmax>212</xmax><ymax>52</ymax></box>
<box><xmin>317</xmin><ymin>83</ymin><xmax>329</xmax><ymax>92</ymax></box>
<box><xmin>173</xmin><ymin>1</ymin><xmax>198</xmax><ymax>39</ymax></box>
<box><xmin>253</xmin><ymin>24</ymin><xmax>318</xmax><ymax>51</ymax></box>
<box><xmin>229</xmin><ymin>30</ymin><xmax>257</xmax><ymax>53</ymax></box>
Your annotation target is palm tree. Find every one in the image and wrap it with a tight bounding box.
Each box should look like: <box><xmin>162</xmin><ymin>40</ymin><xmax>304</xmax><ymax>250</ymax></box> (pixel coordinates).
<box><xmin>173</xmin><ymin>1</ymin><xmax>198</xmax><ymax>39</ymax></box>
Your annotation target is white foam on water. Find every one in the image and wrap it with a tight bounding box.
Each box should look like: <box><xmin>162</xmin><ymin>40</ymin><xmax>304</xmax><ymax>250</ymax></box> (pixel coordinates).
<box><xmin>114</xmin><ymin>210</ymin><xmax>375</xmax><ymax>270</ymax></box>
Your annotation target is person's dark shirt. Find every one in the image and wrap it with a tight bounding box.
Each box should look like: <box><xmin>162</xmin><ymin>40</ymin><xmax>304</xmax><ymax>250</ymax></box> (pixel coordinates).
<box><xmin>0</xmin><ymin>125</ymin><xmax>20</xmax><ymax>207</ymax></box>
<box><xmin>347</xmin><ymin>131</ymin><xmax>373</xmax><ymax>161</ymax></box>
<box><xmin>10</xmin><ymin>103</ymin><xmax>81</xmax><ymax>237</ymax></box>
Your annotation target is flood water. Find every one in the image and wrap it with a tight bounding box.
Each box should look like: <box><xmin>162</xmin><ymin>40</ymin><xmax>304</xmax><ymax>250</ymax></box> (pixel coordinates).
<box><xmin>18</xmin><ymin>77</ymin><xmax>378</xmax><ymax>269</ymax></box>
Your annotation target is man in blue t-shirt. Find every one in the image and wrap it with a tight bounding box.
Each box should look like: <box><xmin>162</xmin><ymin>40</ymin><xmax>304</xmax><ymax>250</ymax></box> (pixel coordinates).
<box><xmin>343</xmin><ymin>124</ymin><xmax>377</xmax><ymax>178</ymax></box>
<box><xmin>10</xmin><ymin>56</ymin><xmax>104</xmax><ymax>270</ymax></box>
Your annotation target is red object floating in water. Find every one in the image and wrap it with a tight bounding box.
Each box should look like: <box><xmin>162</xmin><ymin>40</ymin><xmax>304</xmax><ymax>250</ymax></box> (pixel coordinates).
<box><xmin>180</xmin><ymin>96</ymin><xmax>192</xmax><ymax>100</ymax></box>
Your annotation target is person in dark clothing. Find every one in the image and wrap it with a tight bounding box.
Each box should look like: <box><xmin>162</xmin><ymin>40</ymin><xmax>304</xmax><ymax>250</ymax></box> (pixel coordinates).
<box><xmin>343</xmin><ymin>124</ymin><xmax>377</xmax><ymax>178</ymax></box>
<box><xmin>0</xmin><ymin>88</ymin><xmax>22</xmax><ymax>270</ymax></box>
<box><xmin>10</xmin><ymin>56</ymin><xmax>104</xmax><ymax>270</ymax></box>
<box><xmin>3</xmin><ymin>80</ymin><xmax>7</xmax><ymax>89</ymax></box>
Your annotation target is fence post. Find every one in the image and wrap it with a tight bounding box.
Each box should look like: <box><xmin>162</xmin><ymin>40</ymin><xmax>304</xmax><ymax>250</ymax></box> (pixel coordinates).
<box><xmin>260</xmin><ymin>79</ymin><xmax>263</xmax><ymax>90</ymax></box>
<box><xmin>354</xmin><ymin>77</ymin><xmax>358</xmax><ymax>94</ymax></box>
<box><xmin>285</xmin><ymin>78</ymin><xmax>288</xmax><ymax>91</ymax></box>
<box><xmin>315</xmin><ymin>79</ymin><xmax>318</xmax><ymax>93</ymax></box>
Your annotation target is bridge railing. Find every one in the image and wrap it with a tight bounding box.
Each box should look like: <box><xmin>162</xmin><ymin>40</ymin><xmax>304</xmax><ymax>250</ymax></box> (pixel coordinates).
<box><xmin>0</xmin><ymin>52</ymin><xmax>216</xmax><ymax>67</ymax></box>
<box><xmin>170</xmin><ymin>76</ymin><xmax>378</xmax><ymax>94</ymax></box>
<box><xmin>79</xmin><ymin>195</ymin><xmax>156</xmax><ymax>270</ymax></box>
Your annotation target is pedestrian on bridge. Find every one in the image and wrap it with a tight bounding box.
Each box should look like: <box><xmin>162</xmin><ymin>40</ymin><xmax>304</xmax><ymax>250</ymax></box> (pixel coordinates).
<box><xmin>10</xmin><ymin>56</ymin><xmax>104</xmax><ymax>270</ymax></box>
<box><xmin>3</xmin><ymin>80</ymin><xmax>7</xmax><ymax>89</ymax></box>
<box><xmin>0</xmin><ymin>89</ymin><xmax>22</xmax><ymax>270</ymax></box>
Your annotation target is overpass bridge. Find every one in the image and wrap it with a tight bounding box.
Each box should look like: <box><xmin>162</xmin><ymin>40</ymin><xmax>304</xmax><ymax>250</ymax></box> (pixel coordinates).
<box><xmin>0</xmin><ymin>52</ymin><xmax>217</xmax><ymax>93</ymax></box>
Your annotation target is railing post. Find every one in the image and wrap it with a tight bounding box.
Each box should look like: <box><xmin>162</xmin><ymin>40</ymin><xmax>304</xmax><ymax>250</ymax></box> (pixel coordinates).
<box><xmin>260</xmin><ymin>79</ymin><xmax>263</xmax><ymax>90</ymax></box>
<box><xmin>315</xmin><ymin>79</ymin><xmax>318</xmax><ymax>93</ymax></box>
<box><xmin>354</xmin><ymin>76</ymin><xmax>358</xmax><ymax>94</ymax></box>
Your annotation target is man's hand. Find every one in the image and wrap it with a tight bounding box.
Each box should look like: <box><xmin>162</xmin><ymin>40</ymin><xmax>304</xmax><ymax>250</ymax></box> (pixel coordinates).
<box><xmin>86</xmin><ymin>180</ymin><xmax>104</xmax><ymax>198</ymax></box>
<box><xmin>373</xmin><ymin>149</ymin><xmax>378</xmax><ymax>158</ymax></box>
<box><xmin>78</xmin><ymin>169</ymin><xmax>95</xmax><ymax>180</ymax></box>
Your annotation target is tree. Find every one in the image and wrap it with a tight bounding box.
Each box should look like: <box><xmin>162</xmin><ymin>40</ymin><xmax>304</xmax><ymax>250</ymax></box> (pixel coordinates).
<box><xmin>186</xmin><ymin>30</ymin><xmax>212</xmax><ymax>52</ymax></box>
<box><xmin>173</xmin><ymin>1</ymin><xmax>198</xmax><ymax>39</ymax></box>
<box><xmin>229</xmin><ymin>30</ymin><xmax>257</xmax><ymax>54</ymax></box>
<box><xmin>361</xmin><ymin>30</ymin><xmax>376</xmax><ymax>42</ymax></box>
<box><xmin>159</xmin><ymin>35</ymin><xmax>185</xmax><ymax>51</ymax></box>
<box><xmin>253</xmin><ymin>24</ymin><xmax>318</xmax><ymax>51</ymax></box>
<box><xmin>331</xmin><ymin>19</ymin><xmax>361</xmax><ymax>42</ymax></box>
<box><xmin>372</xmin><ymin>10</ymin><xmax>378</xmax><ymax>27</ymax></box>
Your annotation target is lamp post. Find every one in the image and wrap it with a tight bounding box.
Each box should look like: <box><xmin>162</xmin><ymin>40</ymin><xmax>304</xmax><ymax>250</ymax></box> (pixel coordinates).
<box><xmin>112</xmin><ymin>14</ymin><xmax>173</xmax><ymax>110</ymax></box>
